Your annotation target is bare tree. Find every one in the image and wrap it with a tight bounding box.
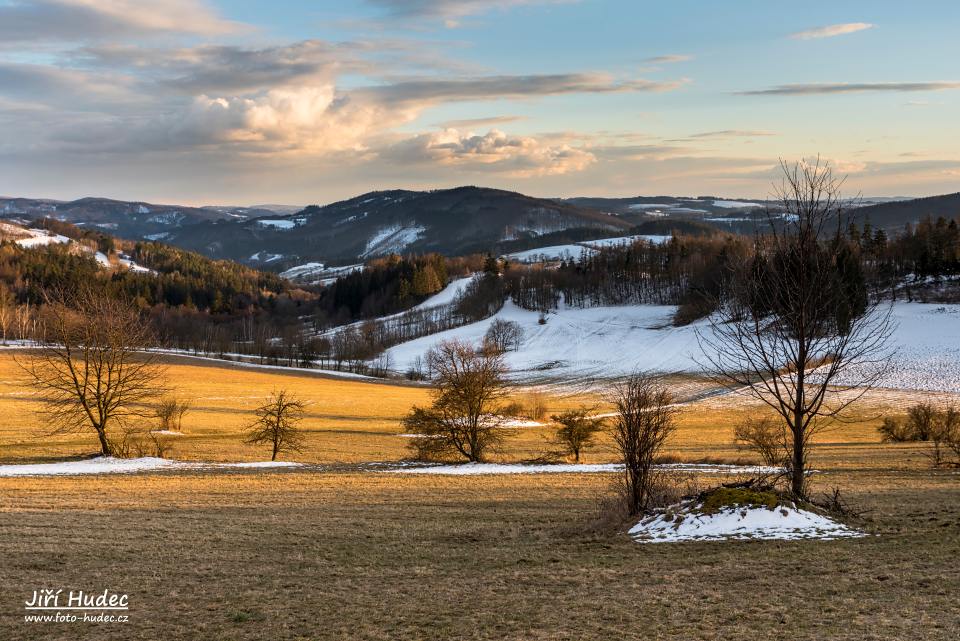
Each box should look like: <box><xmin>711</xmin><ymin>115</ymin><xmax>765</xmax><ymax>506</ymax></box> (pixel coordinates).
<box><xmin>0</xmin><ymin>284</ymin><xmax>13</xmax><ymax>344</ymax></box>
<box><xmin>15</xmin><ymin>304</ymin><xmax>36</xmax><ymax>341</ymax></box>
<box><xmin>402</xmin><ymin>340</ymin><xmax>508</xmax><ymax>462</ymax></box>
<box><xmin>698</xmin><ymin>159</ymin><xmax>895</xmax><ymax>498</ymax></box>
<box><xmin>931</xmin><ymin>406</ymin><xmax>960</xmax><ymax>468</ymax></box>
<box><xmin>551</xmin><ymin>407</ymin><xmax>605</xmax><ymax>462</ymax></box>
<box><xmin>483</xmin><ymin>319</ymin><xmax>523</xmax><ymax>355</ymax></box>
<box><xmin>245</xmin><ymin>389</ymin><xmax>306</xmax><ymax>461</ymax></box>
<box><xmin>608</xmin><ymin>373</ymin><xmax>678</xmax><ymax>515</ymax></box>
<box><xmin>17</xmin><ymin>289</ymin><xmax>165</xmax><ymax>457</ymax></box>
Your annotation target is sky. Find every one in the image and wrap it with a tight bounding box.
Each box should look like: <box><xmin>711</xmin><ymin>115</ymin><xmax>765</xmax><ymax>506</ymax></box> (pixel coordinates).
<box><xmin>0</xmin><ymin>0</ymin><xmax>958</xmax><ymax>206</ymax></box>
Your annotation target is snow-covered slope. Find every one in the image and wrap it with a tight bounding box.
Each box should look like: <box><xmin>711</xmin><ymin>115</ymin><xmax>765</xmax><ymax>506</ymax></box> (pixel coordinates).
<box><xmin>832</xmin><ymin>303</ymin><xmax>960</xmax><ymax>393</ymax></box>
<box><xmin>11</xmin><ymin>228</ymin><xmax>70</xmax><ymax>248</ymax></box>
<box><xmin>506</xmin><ymin>244</ymin><xmax>597</xmax><ymax>263</ymax></box>
<box><xmin>2</xmin><ymin>224</ymin><xmax>155</xmax><ymax>274</ymax></box>
<box><xmin>361</xmin><ymin>224</ymin><xmax>427</xmax><ymax>258</ymax></box>
<box><xmin>384</xmin><ymin>300</ymin><xmax>960</xmax><ymax>390</ymax></box>
<box><xmin>505</xmin><ymin>234</ymin><xmax>670</xmax><ymax>263</ymax></box>
<box><xmin>413</xmin><ymin>276</ymin><xmax>475</xmax><ymax>310</ymax></box>
<box><xmin>386</xmin><ymin>301</ymin><xmax>703</xmax><ymax>380</ymax></box>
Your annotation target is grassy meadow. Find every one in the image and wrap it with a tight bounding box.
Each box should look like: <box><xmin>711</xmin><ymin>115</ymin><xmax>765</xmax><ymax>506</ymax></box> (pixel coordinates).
<box><xmin>0</xmin><ymin>350</ymin><xmax>958</xmax><ymax>640</ymax></box>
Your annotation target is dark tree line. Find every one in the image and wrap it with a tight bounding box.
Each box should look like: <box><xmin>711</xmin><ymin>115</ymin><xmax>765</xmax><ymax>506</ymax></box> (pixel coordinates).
<box><xmin>846</xmin><ymin>215</ymin><xmax>960</xmax><ymax>298</ymax></box>
<box><xmin>312</xmin><ymin>253</ymin><xmax>486</xmax><ymax>327</ymax></box>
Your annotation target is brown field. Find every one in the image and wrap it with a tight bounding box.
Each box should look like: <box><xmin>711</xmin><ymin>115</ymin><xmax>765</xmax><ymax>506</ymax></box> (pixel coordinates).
<box><xmin>0</xmin><ymin>350</ymin><xmax>958</xmax><ymax>640</ymax></box>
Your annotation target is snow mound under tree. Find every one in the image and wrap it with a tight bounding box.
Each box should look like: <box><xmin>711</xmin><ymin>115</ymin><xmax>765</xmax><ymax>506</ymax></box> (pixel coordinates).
<box><xmin>629</xmin><ymin>489</ymin><xmax>864</xmax><ymax>543</ymax></box>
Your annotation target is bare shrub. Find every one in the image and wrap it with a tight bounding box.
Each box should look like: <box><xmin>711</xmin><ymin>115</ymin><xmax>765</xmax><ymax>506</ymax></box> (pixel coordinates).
<box><xmin>369</xmin><ymin>351</ymin><xmax>393</xmax><ymax>378</ymax></box>
<box><xmin>906</xmin><ymin>403</ymin><xmax>938</xmax><ymax>441</ymax></box>
<box><xmin>112</xmin><ymin>427</ymin><xmax>174</xmax><ymax>459</ymax></box>
<box><xmin>402</xmin><ymin>340</ymin><xmax>508</xmax><ymax>462</ymax></box>
<box><xmin>524</xmin><ymin>391</ymin><xmax>547</xmax><ymax>421</ymax></box>
<box><xmin>155</xmin><ymin>396</ymin><xmax>192</xmax><ymax>432</ymax></box>
<box><xmin>245</xmin><ymin>389</ymin><xmax>306</xmax><ymax>461</ymax></box>
<box><xmin>482</xmin><ymin>319</ymin><xmax>523</xmax><ymax>355</ymax></box>
<box><xmin>733</xmin><ymin>417</ymin><xmax>790</xmax><ymax>468</ymax></box>
<box><xmin>405</xmin><ymin>355</ymin><xmax>427</xmax><ymax>381</ymax></box>
<box><xmin>607</xmin><ymin>373</ymin><xmax>678</xmax><ymax>515</ymax></box>
<box><xmin>500</xmin><ymin>401</ymin><xmax>526</xmax><ymax>417</ymax></box>
<box><xmin>877</xmin><ymin>416</ymin><xmax>914</xmax><ymax>443</ymax></box>
<box><xmin>551</xmin><ymin>407</ymin><xmax>605</xmax><ymax>462</ymax></box>
<box><xmin>878</xmin><ymin>403</ymin><xmax>952</xmax><ymax>445</ymax></box>
<box><xmin>930</xmin><ymin>406</ymin><xmax>960</xmax><ymax>468</ymax></box>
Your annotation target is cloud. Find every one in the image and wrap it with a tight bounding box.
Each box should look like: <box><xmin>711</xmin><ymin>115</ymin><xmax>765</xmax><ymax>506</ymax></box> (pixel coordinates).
<box><xmin>437</xmin><ymin>115</ymin><xmax>526</xmax><ymax>127</ymax></box>
<box><xmin>365</xmin><ymin>73</ymin><xmax>687</xmax><ymax>104</ymax></box>
<box><xmin>739</xmin><ymin>81</ymin><xmax>960</xmax><ymax>96</ymax></box>
<box><xmin>642</xmin><ymin>54</ymin><xmax>693</xmax><ymax>64</ymax></box>
<box><xmin>366</xmin><ymin>0</ymin><xmax>571</xmax><ymax>20</ymax></box>
<box><xmin>0</xmin><ymin>61</ymin><xmax>135</xmax><ymax>106</ymax></box>
<box><xmin>382</xmin><ymin>128</ymin><xmax>595</xmax><ymax>176</ymax></box>
<box><xmin>80</xmin><ymin>40</ymin><xmax>369</xmax><ymax>95</ymax></box>
<box><xmin>790</xmin><ymin>22</ymin><xmax>874</xmax><ymax>40</ymax></box>
<box><xmin>0</xmin><ymin>0</ymin><xmax>241</xmax><ymax>42</ymax></box>
<box><xmin>688</xmin><ymin>130</ymin><xmax>775</xmax><ymax>138</ymax></box>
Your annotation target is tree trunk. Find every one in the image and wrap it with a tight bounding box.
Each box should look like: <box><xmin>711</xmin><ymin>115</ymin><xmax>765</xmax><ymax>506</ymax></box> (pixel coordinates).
<box><xmin>96</xmin><ymin>427</ymin><xmax>112</xmax><ymax>457</ymax></box>
<box><xmin>792</xmin><ymin>411</ymin><xmax>805</xmax><ymax>499</ymax></box>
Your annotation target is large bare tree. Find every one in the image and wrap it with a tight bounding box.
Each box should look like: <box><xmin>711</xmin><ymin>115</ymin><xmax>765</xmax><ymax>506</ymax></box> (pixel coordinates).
<box><xmin>18</xmin><ymin>289</ymin><xmax>165</xmax><ymax>456</ymax></box>
<box><xmin>698</xmin><ymin>159</ymin><xmax>894</xmax><ymax>498</ymax></box>
<box><xmin>402</xmin><ymin>339</ymin><xmax>508</xmax><ymax>462</ymax></box>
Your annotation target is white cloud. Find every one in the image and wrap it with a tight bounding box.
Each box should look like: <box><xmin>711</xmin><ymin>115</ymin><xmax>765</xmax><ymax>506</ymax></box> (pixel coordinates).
<box><xmin>739</xmin><ymin>81</ymin><xmax>960</xmax><ymax>96</ymax></box>
<box><xmin>642</xmin><ymin>54</ymin><xmax>693</xmax><ymax>64</ymax></box>
<box><xmin>0</xmin><ymin>0</ymin><xmax>242</xmax><ymax>42</ymax></box>
<box><xmin>384</xmin><ymin>128</ymin><xmax>595</xmax><ymax>176</ymax></box>
<box><xmin>790</xmin><ymin>22</ymin><xmax>874</xmax><ymax>40</ymax></box>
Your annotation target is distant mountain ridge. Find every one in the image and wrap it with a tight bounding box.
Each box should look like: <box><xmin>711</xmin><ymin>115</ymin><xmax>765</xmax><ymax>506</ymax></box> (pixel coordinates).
<box><xmin>2</xmin><ymin>187</ymin><xmax>955</xmax><ymax>270</ymax></box>
<box><xmin>0</xmin><ymin>196</ymin><xmax>292</xmax><ymax>240</ymax></box>
<box><xmin>158</xmin><ymin>186</ymin><xmax>632</xmax><ymax>267</ymax></box>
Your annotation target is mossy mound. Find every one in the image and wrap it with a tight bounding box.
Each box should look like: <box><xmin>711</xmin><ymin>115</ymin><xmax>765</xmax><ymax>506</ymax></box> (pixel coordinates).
<box><xmin>697</xmin><ymin>487</ymin><xmax>780</xmax><ymax>515</ymax></box>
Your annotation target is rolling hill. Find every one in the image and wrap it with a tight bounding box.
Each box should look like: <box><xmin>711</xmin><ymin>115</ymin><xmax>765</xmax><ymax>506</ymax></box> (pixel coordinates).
<box><xmin>0</xmin><ymin>196</ymin><xmax>291</xmax><ymax>240</ymax></box>
<box><xmin>161</xmin><ymin>186</ymin><xmax>632</xmax><ymax>268</ymax></box>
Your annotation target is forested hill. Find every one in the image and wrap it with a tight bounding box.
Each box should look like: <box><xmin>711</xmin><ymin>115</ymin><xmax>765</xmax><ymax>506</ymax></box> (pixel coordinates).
<box><xmin>851</xmin><ymin>193</ymin><xmax>960</xmax><ymax>231</ymax></box>
<box><xmin>154</xmin><ymin>186</ymin><xmax>632</xmax><ymax>268</ymax></box>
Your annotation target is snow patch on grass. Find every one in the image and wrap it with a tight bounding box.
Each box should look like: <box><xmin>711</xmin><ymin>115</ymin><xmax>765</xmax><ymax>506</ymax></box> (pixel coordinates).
<box><xmin>0</xmin><ymin>457</ymin><xmax>302</xmax><ymax>477</ymax></box>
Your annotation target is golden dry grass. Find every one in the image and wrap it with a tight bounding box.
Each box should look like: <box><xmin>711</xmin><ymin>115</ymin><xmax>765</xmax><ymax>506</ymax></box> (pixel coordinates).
<box><xmin>0</xmin><ymin>350</ymin><xmax>958</xmax><ymax>640</ymax></box>
<box><xmin>0</xmin><ymin>351</ymin><xmax>606</xmax><ymax>464</ymax></box>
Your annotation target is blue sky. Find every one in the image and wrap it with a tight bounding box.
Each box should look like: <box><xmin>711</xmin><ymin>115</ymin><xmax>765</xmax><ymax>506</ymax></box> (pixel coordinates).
<box><xmin>0</xmin><ymin>0</ymin><xmax>957</xmax><ymax>204</ymax></box>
